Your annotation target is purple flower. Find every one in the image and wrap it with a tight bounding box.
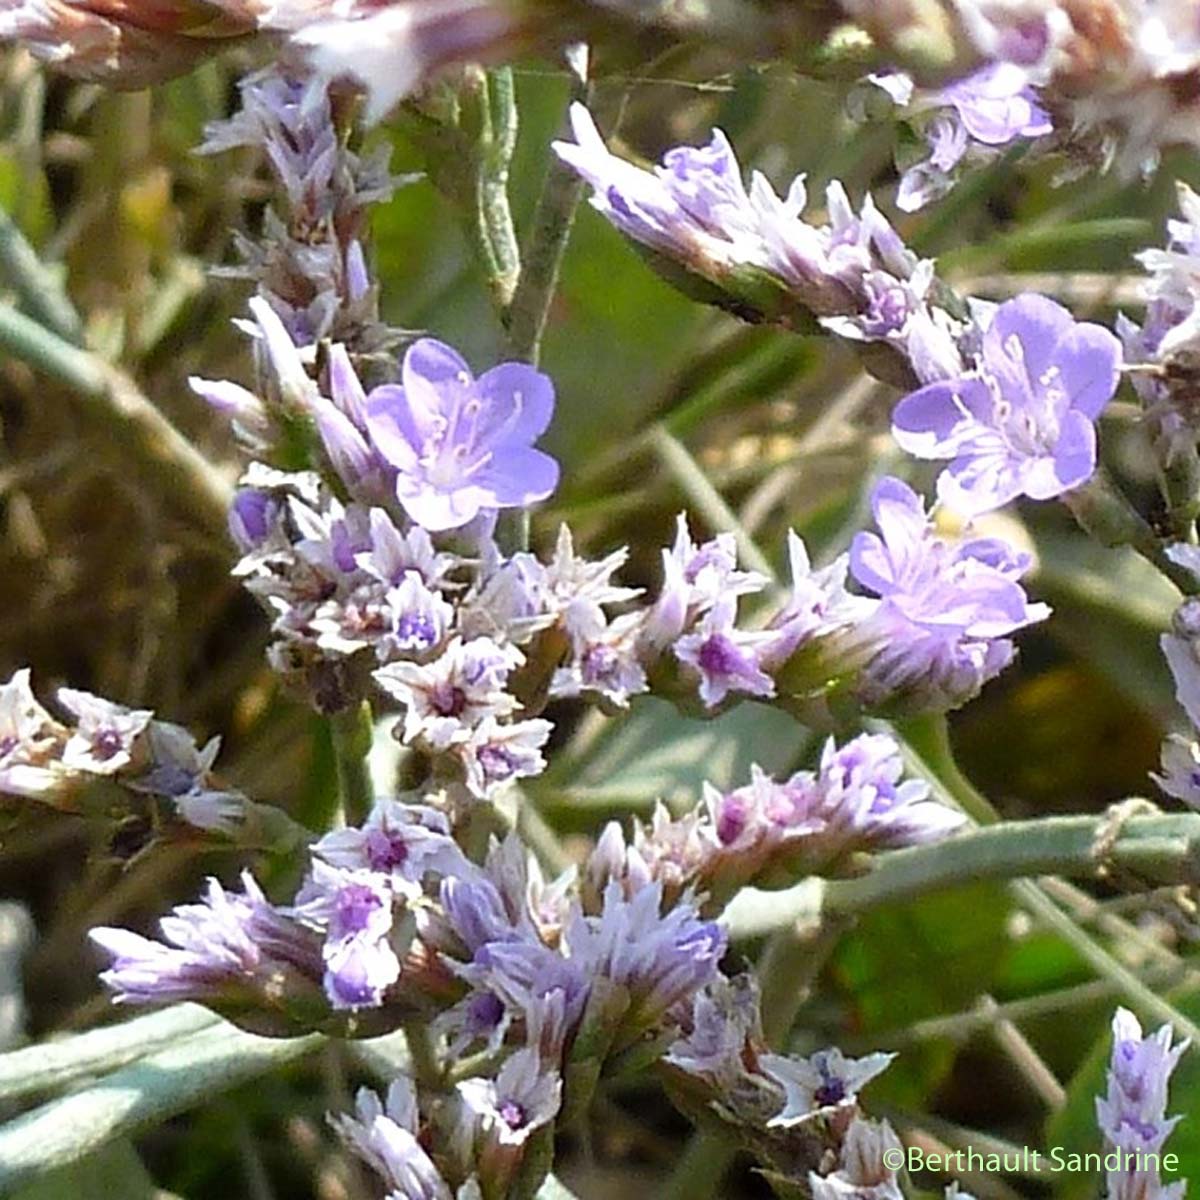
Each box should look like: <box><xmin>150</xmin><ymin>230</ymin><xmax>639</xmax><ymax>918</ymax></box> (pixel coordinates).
<box><xmin>57</xmin><ymin>688</ymin><xmax>153</xmax><ymax>776</ymax></box>
<box><xmin>567</xmin><ymin>881</ymin><xmax>726</xmax><ymax>1027</ymax></box>
<box><xmin>674</xmin><ymin>597</ymin><xmax>778</xmax><ymax>708</ymax></box>
<box><xmin>552</xmin><ymin>104</ymin><xmax>758</xmax><ymax>275</ymax></box>
<box><xmin>809</xmin><ymin>1117</ymin><xmax>905</xmax><ymax>1200</ymax></box>
<box><xmin>848</xmin><ymin>476</ymin><xmax>1049</xmax><ymax>710</ymax></box>
<box><xmin>293</xmin><ymin>861</ymin><xmax>401</xmax><ymax>1010</ymax></box>
<box><xmin>457</xmin><ymin>1043</ymin><xmax>562</xmax><ymax>1148</ymax></box>
<box><xmin>311</xmin><ymin>798</ymin><xmax>467</xmax><ymax>891</ymax></box>
<box><xmin>330</xmin><ymin>1077</ymin><xmax>453</xmax><ymax>1200</ymax></box>
<box><xmin>892</xmin><ymin>294</ymin><xmax>1122</xmax><ymax>515</ymax></box>
<box><xmin>815</xmin><ymin>733</ymin><xmax>965</xmax><ymax>849</ymax></box>
<box><xmin>1096</xmin><ymin>1007</ymin><xmax>1189</xmax><ymax>1200</ymax></box>
<box><xmin>762</xmin><ymin>1046</ymin><xmax>895</xmax><ymax>1125</ymax></box>
<box><xmin>90</xmin><ymin>872</ymin><xmax>322</xmax><ymax>1007</ymax></box>
<box><xmin>459</xmin><ymin>717</ymin><xmax>553</xmax><ymax>799</ymax></box>
<box><xmin>363</xmin><ymin>338</ymin><xmax>558</xmax><ymax>531</ymax></box>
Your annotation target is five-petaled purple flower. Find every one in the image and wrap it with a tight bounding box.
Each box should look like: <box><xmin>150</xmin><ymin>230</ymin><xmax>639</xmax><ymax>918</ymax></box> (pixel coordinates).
<box><xmin>891</xmin><ymin>294</ymin><xmax>1122</xmax><ymax>515</ymax></box>
<box><xmin>363</xmin><ymin>338</ymin><xmax>559</xmax><ymax>531</ymax></box>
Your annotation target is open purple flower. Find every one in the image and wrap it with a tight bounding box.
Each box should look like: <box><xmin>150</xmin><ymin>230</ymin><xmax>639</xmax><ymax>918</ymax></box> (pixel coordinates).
<box><xmin>891</xmin><ymin>294</ymin><xmax>1122</xmax><ymax>515</ymax></box>
<box><xmin>363</xmin><ymin>338</ymin><xmax>559</xmax><ymax>531</ymax></box>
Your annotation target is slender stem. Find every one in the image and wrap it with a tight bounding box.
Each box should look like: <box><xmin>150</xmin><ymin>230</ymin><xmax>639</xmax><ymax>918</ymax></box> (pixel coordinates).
<box><xmin>1012</xmin><ymin>878</ymin><xmax>1200</xmax><ymax>1044</ymax></box>
<box><xmin>1062</xmin><ymin>470</ymin><xmax>1196</xmax><ymax>593</ymax></box>
<box><xmin>330</xmin><ymin>700</ymin><xmax>375</xmax><ymax>829</ymax></box>
<box><xmin>0</xmin><ymin>303</ymin><xmax>231</xmax><ymax>535</ymax></box>
<box><xmin>0</xmin><ymin>206</ymin><xmax>82</xmax><ymax>343</ymax></box>
<box><xmin>660</xmin><ymin>1131</ymin><xmax>739</xmax><ymax>1200</ymax></box>
<box><xmin>471</xmin><ymin>67</ymin><xmax>521</xmax><ymax>313</ymax></box>
<box><xmin>506</xmin><ymin>68</ymin><xmax>590</xmax><ymax>365</ymax></box>
<box><xmin>723</xmin><ymin>813</ymin><xmax>1200</xmax><ymax>939</ymax></box>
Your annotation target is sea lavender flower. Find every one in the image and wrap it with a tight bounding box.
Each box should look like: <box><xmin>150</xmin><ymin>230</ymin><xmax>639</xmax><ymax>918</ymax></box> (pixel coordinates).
<box><xmin>56</xmin><ymin>688</ymin><xmax>153</xmax><ymax>776</ymax></box>
<box><xmin>1096</xmin><ymin>1007</ymin><xmax>1189</xmax><ymax>1200</ymax></box>
<box><xmin>847</xmin><ymin>475</ymin><xmax>1050</xmax><ymax>710</ymax></box>
<box><xmin>809</xmin><ymin>1116</ymin><xmax>905</xmax><ymax>1200</ymax></box>
<box><xmin>566</xmin><ymin>880</ymin><xmax>726</xmax><ymax>1029</ymax></box>
<box><xmin>331</xmin><ymin>1077</ymin><xmax>455</xmax><ymax>1200</ymax></box>
<box><xmin>674</xmin><ymin>597</ymin><xmax>779</xmax><ymax>708</ymax></box>
<box><xmin>90</xmin><ymin>872</ymin><xmax>324</xmax><ymax>1010</ymax></box>
<box><xmin>0</xmin><ymin>669</ymin><xmax>63</xmax><ymax>798</ymax></box>
<box><xmin>374</xmin><ymin>636</ymin><xmax>522</xmax><ymax>749</ymax></box>
<box><xmin>891</xmin><ymin>294</ymin><xmax>1122</xmax><ymax>515</ymax></box>
<box><xmin>460</xmin><ymin>717</ymin><xmax>554</xmax><ymax>798</ymax></box>
<box><xmin>457</xmin><ymin>1043</ymin><xmax>562</xmax><ymax>1149</ymax></box>
<box><xmin>552</xmin><ymin>103</ymin><xmax>760</xmax><ymax>278</ymax></box>
<box><xmin>312</xmin><ymin>798</ymin><xmax>467</xmax><ymax>889</ymax></box>
<box><xmin>814</xmin><ymin>733</ymin><xmax>966</xmax><ymax>850</ymax></box>
<box><xmin>363</xmin><ymin>339</ymin><xmax>559</xmax><ymax>531</ymax></box>
<box><xmin>1153</xmin><ymin>734</ymin><xmax>1200</xmax><ymax>810</ymax></box>
<box><xmin>882</xmin><ymin>64</ymin><xmax>1052</xmax><ymax>212</ymax></box>
<box><xmin>763</xmin><ymin>1047</ymin><xmax>895</xmax><ymax>1125</ymax></box>
<box><xmin>664</xmin><ymin>975</ymin><xmax>764</xmax><ymax>1089</ymax></box>
<box><xmin>292</xmin><ymin>861</ymin><xmax>402</xmax><ymax>1009</ymax></box>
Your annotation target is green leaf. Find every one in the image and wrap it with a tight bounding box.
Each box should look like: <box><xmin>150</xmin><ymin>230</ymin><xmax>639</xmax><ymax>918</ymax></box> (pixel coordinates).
<box><xmin>0</xmin><ymin>1020</ymin><xmax>320</xmax><ymax>1191</ymax></box>
<box><xmin>10</xmin><ymin>1140</ymin><xmax>159</xmax><ymax>1200</ymax></box>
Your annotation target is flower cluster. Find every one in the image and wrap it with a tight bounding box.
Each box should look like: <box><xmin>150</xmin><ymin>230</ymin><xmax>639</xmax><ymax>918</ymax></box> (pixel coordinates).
<box><xmin>197</xmin><ymin>67</ymin><xmax>407</xmax><ymax>351</ymax></box>
<box><xmin>869</xmin><ymin>65</ymin><xmax>1052</xmax><ymax>212</ymax></box>
<box><xmin>1119</xmin><ymin>182</ymin><xmax>1200</xmax><ymax>463</ymax></box>
<box><xmin>553</xmin><ymin>104</ymin><xmax>953</xmax><ymax>379</ymax></box>
<box><xmin>591</xmin><ymin>731</ymin><xmax>964</xmax><ymax>907</ymax></box>
<box><xmin>1096</xmin><ymin>1007</ymin><xmax>1189</xmax><ymax>1200</ymax></box>
<box><xmin>0</xmin><ymin>669</ymin><xmax>247</xmax><ymax>834</ymax></box>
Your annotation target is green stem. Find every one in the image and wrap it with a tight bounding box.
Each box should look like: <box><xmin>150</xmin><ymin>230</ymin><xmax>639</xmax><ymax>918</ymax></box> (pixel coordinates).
<box><xmin>1062</xmin><ymin>470</ymin><xmax>1196</xmax><ymax>593</ymax></box>
<box><xmin>0</xmin><ymin>303</ymin><xmax>231</xmax><ymax>535</ymax></box>
<box><xmin>506</xmin><ymin>73</ymin><xmax>590</xmax><ymax>365</ymax></box>
<box><xmin>330</xmin><ymin>700</ymin><xmax>375</xmax><ymax>828</ymax></box>
<box><xmin>471</xmin><ymin>67</ymin><xmax>521</xmax><ymax>313</ymax></box>
<box><xmin>723</xmin><ymin>813</ymin><xmax>1200</xmax><ymax>939</ymax></box>
<box><xmin>0</xmin><ymin>206</ymin><xmax>82</xmax><ymax>344</ymax></box>
<box><xmin>0</xmin><ymin>1023</ymin><xmax>321</xmax><ymax>1190</ymax></box>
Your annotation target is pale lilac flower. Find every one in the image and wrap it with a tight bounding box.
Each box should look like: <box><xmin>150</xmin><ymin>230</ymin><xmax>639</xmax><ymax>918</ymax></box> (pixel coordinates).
<box><xmin>1153</xmin><ymin>734</ymin><xmax>1200</xmax><ymax>809</ymax></box>
<box><xmin>311</xmin><ymin>799</ymin><xmax>467</xmax><ymax>889</ymax></box>
<box><xmin>552</xmin><ymin>104</ymin><xmax>758</xmax><ymax>276</ymax></box>
<box><xmin>550</xmin><ymin>612</ymin><xmax>648</xmax><ymax>708</ymax></box>
<box><xmin>895</xmin><ymin>64</ymin><xmax>1052</xmax><ymax>213</ymax></box>
<box><xmin>760</xmin><ymin>531</ymin><xmax>872</xmax><ymax>668</ymax></box>
<box><xmin>1096</xmin><ymin>1007</ymin><xmax>1189</xmax><ymax>1200</ymax></box>
<box><xmin>0</xmin><ymin>669</ymin><xmax>62</xmax><ymax>798</ymax></box>
<box><xmin>57</xmin><ymin>688</ymin><xmax>153</xmax><ymax>776</ymax></box>
<box><xmin>293</xmin><ymin>861</ymin><xmax>401</xmax><ymax>1010</ymax></box>
<box><xmin>457</xmin><ymin>1044</ymin><xmax>562</xmax><ymax>1148</ymax></box>
<box><xmin>892</xmin><ymin>294</ymin><xmax>1122</xmax><ymax>515</ymax></box>
<box><xmin>363</xmin><ymin>339</ymin><xmax>558</xmax><ymax>532</ymax></box>
<box><xmin>459</xmin><ymin>717</ymin><xmax>553</xmax><ymax>799</ymax></box>
<box><xmin>90</xmin><ymin>872</ymin><xmax>322</xmax><ymax>1005</ymax></box>
<box><xmin>357</xmin><ymin>508</ymin><xmax>456</xmax><ymax>590</ymax></box>
<box><xmin>815</xmin><ymin>733</ymin><xmax>965</xmax><ymax>849</ymax></box>
<box><xmin>331</xmin><ymin>1077</ymin><xmax>453</xmax><ymax>1200</ymax></box>
<box><xmin>643</xmin><ymin>515</ymin><xmax>766</xmax><ymax>650</ymax></box>
<box><xmin>674</xmin><ymin>597</ymin><xmax>778</xmax><ymax>708</ymax></box>
<box><xmin>763</xmin><ymin>1047</ymin><xmax>895</xmax><ymax>1125</ymax></box>
<box><xmin>229</xmin><ymin>489</ymin><xmax>283</xmax><ymax>552</ymax></box>
<box><xmin>809</xmin><ymin>1117</ymin><xmax>905</xmax><ymax>1200</ymax></box>
<box><xmin>665</xmin><ymin>975</ymin><xmax>762</xmax><ymax>1088</ymax></box>
<box><xmin>567</xmin><ymin>881</ymin><xmax>725</xmax><ymax>1026</ymax></box>
<box><xmin>541</xmin><ymin>524</ymin><xmax>640</xmax><ymax>639</ymax></box>
<box><xmin>374</xmin><ymin>637</ymin><xmax>522</xmax><ymax>749</ymax></box>
<box><xmin>848</xmin><ymin>476</ymin><xmax>1049</xmax><ymax>710</ymax></box>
